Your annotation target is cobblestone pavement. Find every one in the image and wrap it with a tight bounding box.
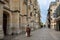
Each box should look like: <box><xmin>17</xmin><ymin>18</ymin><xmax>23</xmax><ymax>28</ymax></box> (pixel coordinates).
<box><xmin>4</xmin><ymin>28</ymin><xmax>60</xmax><ymax>40</ymax></box>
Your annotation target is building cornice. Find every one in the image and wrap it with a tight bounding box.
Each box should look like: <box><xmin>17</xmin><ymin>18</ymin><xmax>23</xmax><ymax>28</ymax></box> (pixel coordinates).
<box><xmin>19</xmin><ymin>14</ymin><xmax>27</xmax><ymax>17</ymax></box>
<box><xmin>3</xmin><ymin>6</ymin><xmax>20</xmax><ymax>13</ymax></box>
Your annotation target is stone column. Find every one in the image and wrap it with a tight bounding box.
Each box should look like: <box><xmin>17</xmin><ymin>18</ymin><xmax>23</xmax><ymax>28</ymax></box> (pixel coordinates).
<box><xmin>0</xmin><ymin>2</ymin><xmax>4</xmax><ymax>39</ymax></box>
<box><xmin>12</xmin><ymin>13</ymin><xmax>20</xmax><ymax>34</ymax></box>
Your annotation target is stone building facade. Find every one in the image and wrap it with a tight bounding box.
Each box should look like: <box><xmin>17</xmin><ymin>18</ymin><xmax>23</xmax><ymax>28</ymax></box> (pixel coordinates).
<box><xmin>47</xmin><ymin>0</ymin><xmax>60</xmax><ymax>30</ymax></box>
<box><xmin>47</xmin><ymin>9</ymin><xmax>51</xmax><ymax>28</ymax></box>
<box><xmin>0</xmin><ymin>0</ymin><xmax>20</xmax><ymax>39</ymax></box>
<box><xmin>19</xmin><ymin>0</ymin><xmax>41</xmax><ymax>31</ymax></box>
<box><xmin>0</xmin><ymin>0</ymin><xmax>41</xmax><ymax>39</ymax></box>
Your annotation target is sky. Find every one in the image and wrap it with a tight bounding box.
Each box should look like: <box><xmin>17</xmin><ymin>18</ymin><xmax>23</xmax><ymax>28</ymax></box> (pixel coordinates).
<box><xmin>37</xmin><ymin>0</ymin><xmax>55</xmax><ymax>24</ymax></box>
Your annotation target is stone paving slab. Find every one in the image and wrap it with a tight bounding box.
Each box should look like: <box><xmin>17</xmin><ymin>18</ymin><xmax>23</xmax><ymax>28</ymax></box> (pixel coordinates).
<box><xmin>4</xmin><ymin>28</ymin><xmax>60</xmax><ymax>40</ymax></box>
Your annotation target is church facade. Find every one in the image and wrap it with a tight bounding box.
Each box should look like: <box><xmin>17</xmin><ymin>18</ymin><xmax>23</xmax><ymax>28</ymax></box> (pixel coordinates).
<box><xmin>0</xmin><ymin>0</ymin><xmax>41</xmax><ymax>39</ymax></box>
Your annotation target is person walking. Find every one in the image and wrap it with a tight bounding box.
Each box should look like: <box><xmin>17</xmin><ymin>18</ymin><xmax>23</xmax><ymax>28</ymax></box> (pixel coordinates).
<box><xmin>26</xmin><ymin>25</ymin><xmax>31</xmax><ymax>37</ymax></box>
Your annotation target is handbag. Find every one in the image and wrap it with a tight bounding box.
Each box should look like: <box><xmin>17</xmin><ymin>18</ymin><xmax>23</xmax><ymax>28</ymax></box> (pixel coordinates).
<box><xmin>26</xmin><ymin>32</ymin><xmax>27</xmax><ymax>36</ymax></box>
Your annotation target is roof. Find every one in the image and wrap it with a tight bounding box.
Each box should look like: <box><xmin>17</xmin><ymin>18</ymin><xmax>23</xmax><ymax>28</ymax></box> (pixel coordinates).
<box><xmin>50</xmin><ymin>2</ymin><xmax>57</xmax><ymax>7</ymax></box>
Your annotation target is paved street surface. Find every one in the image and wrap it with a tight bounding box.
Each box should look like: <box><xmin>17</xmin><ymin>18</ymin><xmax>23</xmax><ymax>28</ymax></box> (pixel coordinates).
<box><xmin>4</xmin><ymin>28</ymin><xmax>60</xmax><ymax>40</ymax></box>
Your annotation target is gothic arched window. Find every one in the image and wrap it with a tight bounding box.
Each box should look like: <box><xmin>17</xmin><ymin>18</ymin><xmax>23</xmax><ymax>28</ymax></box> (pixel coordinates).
<box><xmin>30</xmin><ymin>12</ymin><xmax>32</xmax><ymax>16</ymax></box>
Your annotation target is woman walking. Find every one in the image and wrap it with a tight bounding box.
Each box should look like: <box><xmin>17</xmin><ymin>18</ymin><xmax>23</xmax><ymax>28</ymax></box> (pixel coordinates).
<box><xmin>26</xmin><ymin>25</ymin><xmax>31</xmax><ymax>37</ymax></box>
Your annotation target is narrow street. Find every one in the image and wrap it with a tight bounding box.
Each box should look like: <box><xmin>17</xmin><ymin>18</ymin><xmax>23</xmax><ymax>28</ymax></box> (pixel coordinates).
<box><xmin>0</xmin><ymin>0</ymin><xmax>60</xmax><ymax>40</ymax></box>
<box><xmin>4</xmin><ymin>27</ymin><xmax>60</xmax><ymax>40</ymax></box>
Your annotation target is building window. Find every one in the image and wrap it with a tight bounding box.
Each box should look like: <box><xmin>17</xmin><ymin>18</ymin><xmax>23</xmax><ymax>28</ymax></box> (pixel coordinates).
<box><xmin>30</xmin><ymin>0</ymin><xmax>31</xmax><ymax>3</ymax></box>
<box><xmin>30</xmin><ymin>12</ymin><xmax>32</xmax><ymax>16</ymax></box>
<box><xmin>36</xmin><ymin>14</ymin><xmax>38</xmax><ymax>17</ymax></box>
<box><xmin>23</xmin><ymin>0</ymin><xmax>27</xmax><ymax>5</ymax></box>
<box><xmin>53</xmin><ymin>13</ymin><xmax>57</xmax><ymax>18</ymax></box>
<box><xmin>55</xmin><ymin>5</ymin><xmax>60</xmax><ymax>17</ymax></box>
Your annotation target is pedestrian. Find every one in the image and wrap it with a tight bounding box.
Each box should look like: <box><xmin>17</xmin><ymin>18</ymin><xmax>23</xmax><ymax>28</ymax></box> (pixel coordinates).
<box><xmin>26</xmin><ymin>25</ymin><xmax>31</xmax><ymax>37</ymax></box>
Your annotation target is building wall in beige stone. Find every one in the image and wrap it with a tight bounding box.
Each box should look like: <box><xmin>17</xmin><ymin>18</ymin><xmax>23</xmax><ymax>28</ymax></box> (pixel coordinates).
<box><xmin>10</xmin><ymin>0</ymin><xmax>20</xmax><ymax>10</ymax></box>
<box><xmin>12</xmin><ymin>13</ymin><xmax>20</xmax><ymax>33</ymax></box>
<box><xmin>28</xmin><ymin>0</ymin><xmax>33</xmax><ymax>26</ymax></box>
<box><xmin>20</xmin><ymin>0</ymin><xmax>27</xmax><ymax>15</ymax></box>
<box><xmin>0</xmin><ymin>0</ymin><xmax>41</xmax><ymax>36</ymax></box>
<box><xmin>50</xmin><ymin>3</ymin><xmax>57</xmax><ymax>29</ymax></box>
<box><xmin>0</xmin><ymin>3</ymin><xmax>4</xmax><ymax>39</ymax></box>
<box><xmin>9</xmin><ymin>0</ymin><xmax>20</xmax><ymax>33</ymax></box>
<box><xmin>33</xmin><ymin>0</ymin><xmax>40</xmax><ymax>28</ymax></box>
<box><xmin>19</xmin><ymin>0</ymin><xmax>41</xmax><ymax>30</ymax></box>
<box><xmin>19</xmin><ymin>0</ymin><xmax>27</xmax><ymax>31</ymax></box>
<box><xmin>3</xmin><ymin>9</ymin><xmax>12</xmax><ymax>35</ymax></box>
<box><xmin>49</xmin><ymin>2</ymin><xmax>60</xmax><ymax>29</ymax></box>
<box><xmin>29</xmin><ymin>0</ymin><xmax>36</xmax><ymax>29</ymax></box>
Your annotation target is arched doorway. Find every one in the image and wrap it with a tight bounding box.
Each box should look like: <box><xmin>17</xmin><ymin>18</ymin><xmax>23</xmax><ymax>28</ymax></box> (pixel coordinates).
<box><xmin>56</xmin><ymin>20</ymin><xmax>60</xmax><ymax>31</ymax></box>
<box><xmin>3</xmin><ymin>11</ymin><xmax>10</xmax><ymax>35</ymax></box>
<box><xmin>59</xmin><ymin>22</ymin><xmax>60</xmax><ymax>31</ymax></box>
<box><xmin>58</xmin><ymin>21</ymin><xmax>60</xmax><ymax>31</ymax></box>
